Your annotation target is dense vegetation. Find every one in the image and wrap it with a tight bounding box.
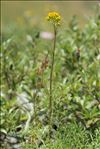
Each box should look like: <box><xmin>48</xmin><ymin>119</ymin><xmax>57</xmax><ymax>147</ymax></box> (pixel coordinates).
<box><xmin>1</xmin><ymin>6</ymin><xmax>100</xmax><ymax>149</ymax></box>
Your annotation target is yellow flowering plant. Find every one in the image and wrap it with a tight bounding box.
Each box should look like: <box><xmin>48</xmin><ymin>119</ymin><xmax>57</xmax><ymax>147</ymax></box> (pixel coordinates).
<box><xmin>46</xmin><ymin>12</ymin><xmax>61</xmax><ymax>139</ymax></box>
<box><xmin>46</xmin><ymin>12</ymin><xmax>61</xmax><ymax>26</ymax></box>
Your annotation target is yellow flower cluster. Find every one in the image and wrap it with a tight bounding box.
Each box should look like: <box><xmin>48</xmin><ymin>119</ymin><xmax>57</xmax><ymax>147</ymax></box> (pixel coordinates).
<box><xmin>46</xmin><ymin>12</ymin><xmax>61</xmax><ymax>26</ymax></box>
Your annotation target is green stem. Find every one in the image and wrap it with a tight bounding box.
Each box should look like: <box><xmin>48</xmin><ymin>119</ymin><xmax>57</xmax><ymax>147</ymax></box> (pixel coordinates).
<box><xmin>33</xmin><ymin>89</ymin><xmax>38</xmax><ymax>123</ymax></box>
<box><xmin>49</xmin><ymin>25</ymin><xmax>57</xmax><ymax>138</ymax></box>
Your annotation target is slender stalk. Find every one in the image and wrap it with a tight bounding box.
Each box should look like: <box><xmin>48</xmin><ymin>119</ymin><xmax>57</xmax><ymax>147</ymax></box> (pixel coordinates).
<box><xmin>33</xmin><ymin>89</ymin><xmax>38</xmax><ymax>123</ymax></box>
<box><xmin>49</xmin><ymin>25</ymin><xmax>57</xmax><ymax>138</ymax></box>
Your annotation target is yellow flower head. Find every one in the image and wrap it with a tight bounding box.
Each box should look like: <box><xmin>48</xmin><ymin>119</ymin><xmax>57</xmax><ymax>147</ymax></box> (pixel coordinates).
<box><xmin>46</xmin><ymin>12</ymin><xmax>61</xmax><ymax>26</ymax></box>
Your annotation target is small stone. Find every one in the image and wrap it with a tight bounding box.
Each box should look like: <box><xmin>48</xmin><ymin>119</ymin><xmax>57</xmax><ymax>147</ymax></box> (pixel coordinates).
<box><xmin>6</xmin><ymin>136</ymin><xmax>18</xmax><ymax>144</ymax></box>
<box><xmin>13</xmin><ymin>143</ymin><xmax>21</xmax><ymax>149</ymax></box>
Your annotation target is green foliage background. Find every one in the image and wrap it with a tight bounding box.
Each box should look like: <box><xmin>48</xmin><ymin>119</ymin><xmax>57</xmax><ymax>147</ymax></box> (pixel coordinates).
<box><xmin>1</xmin><ymin>1</ymin><xmax>100</xmax><ymax>149</ymax></box>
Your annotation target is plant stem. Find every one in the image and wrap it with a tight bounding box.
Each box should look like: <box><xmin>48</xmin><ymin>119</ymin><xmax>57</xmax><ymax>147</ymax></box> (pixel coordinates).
<box><xmin>33</xmin><ymin>89</ymin><xmax>38</xmax><ymax>123</ymax></box>
<box><xmin>49</xmin><ymin>25</ymin><xmax>57</xmax><ymax>138</ymax></box>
